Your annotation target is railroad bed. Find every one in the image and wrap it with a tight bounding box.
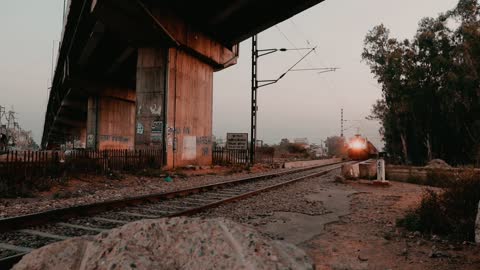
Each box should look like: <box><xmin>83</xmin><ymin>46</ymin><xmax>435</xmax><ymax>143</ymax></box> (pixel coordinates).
<box><xmin>0</xmin><ymin>161</ymin><xmax>350</xmax><ymax>268</ymax></box>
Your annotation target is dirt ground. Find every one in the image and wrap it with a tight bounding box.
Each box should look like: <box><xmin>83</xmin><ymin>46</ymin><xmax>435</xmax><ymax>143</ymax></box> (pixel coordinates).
<box><xmin>201</xmin><ymin>172</ymin><xmax>480</xmax><ymax>270</ymax></box>
<box><xmin>307</xmin><ymin>181</ymin><xmax>480</xmax><ymax>270</ymax></box>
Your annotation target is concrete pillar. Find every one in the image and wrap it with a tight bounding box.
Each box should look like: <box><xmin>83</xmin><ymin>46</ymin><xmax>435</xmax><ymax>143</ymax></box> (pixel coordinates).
<box><xmin>166</xmin><ymin>48</ymin><xmax>214</xmax><ymax>168</ymax></box>
<box><xmin>86</xmin><ymin>88</ymin><xmax>136</xmax><ymax>150</ymax></box>
<box><xmin>86</xmin><ymin>96</ymin><xmax>98</xmax><ymax>149</ymax></box>
<box><xmin>135</xmin><ymin>48</ymin><xmax>168</xmax><ymax>154</ymax></box>
<box><xmin>79</xmin><ymin>127</ymin><xmax>87</xmax><ymax>149</ymax></box>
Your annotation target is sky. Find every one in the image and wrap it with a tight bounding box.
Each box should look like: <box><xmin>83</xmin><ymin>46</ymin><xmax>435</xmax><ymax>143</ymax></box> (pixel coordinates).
<box><xmin>0</xmin><ymin>0</ymin><xmax>459</xmax><ymax>149</ymax></box>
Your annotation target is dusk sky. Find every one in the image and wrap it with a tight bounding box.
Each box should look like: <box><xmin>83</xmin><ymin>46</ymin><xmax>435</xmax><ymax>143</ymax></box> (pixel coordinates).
<box><xmin>0</xmin><ymin>0</ymin><xmax>458</xmax><ymax>149</ymax></box>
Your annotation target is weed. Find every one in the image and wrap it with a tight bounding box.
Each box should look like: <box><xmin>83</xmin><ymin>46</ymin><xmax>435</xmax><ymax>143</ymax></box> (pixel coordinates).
<box><xmin>398</xmin><ymin>170</ymin><xmax>480</xmax><ymax>241</ymax></box>
<box><xmin>135</xmin><ymin>168</ymin><xmax>165</xmax><ymax>178</ymax></box>
<box><xmin>52</xmin><ymin>191</ymin><xmax>73</xmax><ymax>199</ymax></box>
<box><xmin>106</xmin><ymin>170</ymin><xmax>124</xmax><ymax>180</ymax></box>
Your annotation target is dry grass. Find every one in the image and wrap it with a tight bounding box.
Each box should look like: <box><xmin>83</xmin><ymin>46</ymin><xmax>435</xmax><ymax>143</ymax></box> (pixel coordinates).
<box><xmin>398</xmin><ymin>170</ymin><xmax>480</xmax><ymax>241</ymax></box>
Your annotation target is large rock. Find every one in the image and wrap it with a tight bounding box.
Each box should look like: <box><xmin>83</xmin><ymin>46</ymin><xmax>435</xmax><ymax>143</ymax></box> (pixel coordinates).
<box><xmin>425</xmin><ymin>159</ymin><xmax>452</xmax><ymax>169</ymax></box>
<box><xmin>13</xmin><ymin>217</ymin><xmax>314</xmax><ymax>270</ymax></box>
<box><xmin>476</xmin><ymin>202</ymin><xmax>480</xmax><ymax>244</ymax></box>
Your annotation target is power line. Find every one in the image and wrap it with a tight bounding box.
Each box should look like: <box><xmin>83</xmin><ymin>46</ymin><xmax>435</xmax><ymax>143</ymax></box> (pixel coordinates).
<box><xmin>275</xmin><ymin>25</ymin><xmax>316</xmax><ymax>69</ymax></box>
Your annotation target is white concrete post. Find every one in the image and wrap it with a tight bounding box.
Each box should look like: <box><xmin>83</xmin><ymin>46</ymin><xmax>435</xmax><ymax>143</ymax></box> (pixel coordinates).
<box><xmin>377</xmin><ymin>159</ymin><xmax>386</xmax><ymax>182</ymax></box>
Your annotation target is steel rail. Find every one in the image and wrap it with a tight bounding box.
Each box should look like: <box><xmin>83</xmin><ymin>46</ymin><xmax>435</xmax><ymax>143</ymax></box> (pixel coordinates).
<box><xmin>0</xmin><ymin>161</ymin><xmax>349</xmax><ymax>269</ymax></box>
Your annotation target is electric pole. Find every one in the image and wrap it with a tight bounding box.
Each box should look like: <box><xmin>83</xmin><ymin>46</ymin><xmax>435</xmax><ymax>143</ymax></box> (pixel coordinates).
<box><xmin>249</xmin><ymin>35</ymin><xmax>337</xmax><ymax>164</ymax></box>
<box><xmin>341</xmin><ymin>108</ymin><xmax>344</xmax><ymax>137</ymax></box>
<box><xmin>250</xmin><ymin>35</ymin><xmax>258</xmax><ymax>164</ymax></box>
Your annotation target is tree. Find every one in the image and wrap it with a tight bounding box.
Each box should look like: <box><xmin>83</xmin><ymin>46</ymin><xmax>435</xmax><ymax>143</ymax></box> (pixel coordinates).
<box><xmin>362</xmin><ymin>0</ymin><xmax>480</xmax><ymax>166</ymax></box>
<box><xmin>325</xmin><ymin>136</ymin><xmax>347</xmax><ymax>158</ymax></box>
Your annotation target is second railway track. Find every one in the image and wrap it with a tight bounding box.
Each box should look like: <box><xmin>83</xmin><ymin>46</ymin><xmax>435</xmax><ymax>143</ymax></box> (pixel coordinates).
<box><xmin>0</xmin><ymin>161</ymin><xmax>351</xmax><ymax>268</ymax></box>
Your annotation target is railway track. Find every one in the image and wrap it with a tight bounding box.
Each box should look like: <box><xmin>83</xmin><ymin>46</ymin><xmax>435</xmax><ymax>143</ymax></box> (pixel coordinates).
<box><xmin>0</xmin><ymin>161</ymin><xmax>350</xmax><ymax>268</ymax></box>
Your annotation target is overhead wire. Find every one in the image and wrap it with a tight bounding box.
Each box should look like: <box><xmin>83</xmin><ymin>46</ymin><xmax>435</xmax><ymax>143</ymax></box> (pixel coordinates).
<box><xmin>275</xmin><ymin>25</ymin><xmax>316</xmax><ymax>69</ymax></box>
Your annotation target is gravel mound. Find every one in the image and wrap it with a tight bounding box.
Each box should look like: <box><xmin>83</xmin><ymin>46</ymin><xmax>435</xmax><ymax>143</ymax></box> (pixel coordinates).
<box><xmin>425</xmin><ymin>159</ymin><xmax>452</xmax><ymax>169</ymax></box>
<box><xmin>13</xmin><ymin>217</ymin><xmax>314</xmax><ymax>270</ymax></box>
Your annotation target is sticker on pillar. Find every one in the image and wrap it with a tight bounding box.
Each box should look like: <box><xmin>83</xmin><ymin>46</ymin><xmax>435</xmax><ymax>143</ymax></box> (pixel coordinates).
<box><xmin>136</xmin><ymin>123</ymin><xmax>144</xmax><ymax>134</ymax></box>
<box><xmin>182</xmin><ymin>136</ymin><xmax>197</xmax><ymax>160</ymax></box>
<box><xmin>87</xmin><ymin>134</ymin><xmax>95</xmax><ymax>148</ymax></box>
<box><xmin>152</xmin><ymin>121</ymin><xmax>163</xmax><ymax>143</ymax></box>
<box><xmin>149</xmin><ymin>104</ymin><xmax>162</xmax><ymax>116</ymax></box>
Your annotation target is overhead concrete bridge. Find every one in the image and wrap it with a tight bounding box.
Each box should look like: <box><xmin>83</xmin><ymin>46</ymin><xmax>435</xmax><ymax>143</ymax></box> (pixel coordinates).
<box><xmin>42</xmin><ymin>0</ymin><xmax>325</xmax><ymax>168</ymax></box>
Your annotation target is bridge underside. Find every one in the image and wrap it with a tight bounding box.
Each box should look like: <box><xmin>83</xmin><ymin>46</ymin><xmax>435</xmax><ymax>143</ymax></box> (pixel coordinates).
<box><xmin>42</xmin><ymin>0</ymin><xmax>325</xmax><ymax>168</ymax></box>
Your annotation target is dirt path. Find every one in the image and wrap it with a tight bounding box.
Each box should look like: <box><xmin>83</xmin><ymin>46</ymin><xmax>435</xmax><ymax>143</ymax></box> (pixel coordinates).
<box><xmin>306</xmin><ymin>181</ymin><xmax>480</xmax><ymax>270</ymax></box>
<box><xmin>200</xmin><ymin>172</ymin><xmax>480</xmax><ymax>269</ymax></box>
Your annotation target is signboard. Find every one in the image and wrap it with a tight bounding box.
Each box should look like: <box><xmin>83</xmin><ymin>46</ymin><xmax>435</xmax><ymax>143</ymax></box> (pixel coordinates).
<box><xmin>226</xmin><ymin>133</ymin><xmax>248</xmax><ymax>150</ymax></box>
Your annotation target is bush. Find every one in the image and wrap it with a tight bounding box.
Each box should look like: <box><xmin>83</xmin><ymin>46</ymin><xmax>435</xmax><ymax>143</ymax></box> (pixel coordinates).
<box><xmin>425</xmin><ymin>170</ymin><xmax>454</xmax><ymax>187</ymax></box>
<box><xmin>398</xmin><ymin>170</ymin><xmax>480</xmax><ymax>241</ymax></box>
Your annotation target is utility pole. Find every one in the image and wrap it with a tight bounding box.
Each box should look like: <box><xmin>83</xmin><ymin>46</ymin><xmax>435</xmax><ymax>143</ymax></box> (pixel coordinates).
<box><xmin>250</xmin><ymin>35</ymin><xmax>258</xmax><ymax>164</ymax></box>
<box><xmin>249</xmin><ymin>35</ymin><xmax>337</xmax><ymax>164</ymax></box>
<box><xmin>341</xmin><ymin>108</ymin><xmax>344</xmax><ymax>137</ymax></box>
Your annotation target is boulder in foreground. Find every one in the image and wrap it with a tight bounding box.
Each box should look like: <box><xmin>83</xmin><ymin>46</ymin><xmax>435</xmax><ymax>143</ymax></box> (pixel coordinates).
<box><xmin>13</xmin><ymin>217</ymin><xmax>314</xmax><ymax>270</ymax></box>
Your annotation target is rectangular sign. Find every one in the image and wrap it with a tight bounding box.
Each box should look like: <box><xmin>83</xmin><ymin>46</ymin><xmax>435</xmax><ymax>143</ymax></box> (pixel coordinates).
<box><xmin>226</xmin><ymin>133</ymin><xmax>248</xmax><ymax>150</ymax></box>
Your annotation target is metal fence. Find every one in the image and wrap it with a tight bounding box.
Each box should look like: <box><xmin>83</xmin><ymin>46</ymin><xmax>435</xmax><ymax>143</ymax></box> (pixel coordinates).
<box><xmin>212</xmin><ymin>147</ymin><xmax>274</xmax><ymax>165</ymax></box>
<box><xmin>0</xmin><ymin>149</ymin><xmax>163</xmax><ymax>196</ymax></box>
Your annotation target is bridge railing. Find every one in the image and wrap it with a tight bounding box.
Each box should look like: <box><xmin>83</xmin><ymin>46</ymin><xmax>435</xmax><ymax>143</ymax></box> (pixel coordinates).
<box><xmin>0</xmin><ymin>149</ymin><xmax>163</xmax><ymax>197</ymax></box>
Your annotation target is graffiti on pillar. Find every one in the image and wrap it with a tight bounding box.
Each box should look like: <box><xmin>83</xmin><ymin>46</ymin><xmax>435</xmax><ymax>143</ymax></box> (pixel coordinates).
<box><xmin>173</xmin><ymin>137</ymin><xmax>178</xmax><ymax>152</ymax></box>
<box><xmin>87</xmin><ymin>134</ymin><xmax>95</xmax><ymax>148</ymax></box>
<box><xmin>196</xmin><ymin>136</ymin><xmax>212</xmax><ymax>145</ymax></box>
<box><xmin>136</xmin><ymin>122</ymin><xmax>144</xmax><ymax>134</ymax></box>
<box><xmin>167</xmin><ymin>127</ymin><xmax>181</xmax><ymax>135</ymax></box>
<box><xmin>151</xmin><ymin>120</ymin><xmax>163</xmax><ymax>143</ymax></box>
<box><xmin>182</xmin><ymin>136</ymin><xmax>196</xmax><ymax>160</ymax></box>
<box><xmin>149</xmin><ymin>104</ymin><xmax>162</xmax><ymax>116</ymax></box>
<box><xmin>99</xmin><ymin>135</ymin><xmax>130</xmax><ymax>143</ymax></box>
<box><xmin>202</xmin><ymin>147</ymin><xmax>210</xmax><ymax>156</ymax></box>
<box><xmin>183</xmin><ymin>127</ymin><xmax>191</xmax><ymax>135</ymax></box>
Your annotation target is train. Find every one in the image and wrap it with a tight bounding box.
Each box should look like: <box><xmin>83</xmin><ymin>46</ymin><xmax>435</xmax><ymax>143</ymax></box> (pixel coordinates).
<box><xmin>347</xmin><ymin>134</ymin><xmax>378</xmax><ymax>160</ymax></box>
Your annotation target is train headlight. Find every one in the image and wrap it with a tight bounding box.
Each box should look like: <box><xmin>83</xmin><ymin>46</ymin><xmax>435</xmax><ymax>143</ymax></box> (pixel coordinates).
<box><xmin>350</xmin><ymin>140</ymin><xmax>366</xmax><ymax>150</ymax></box>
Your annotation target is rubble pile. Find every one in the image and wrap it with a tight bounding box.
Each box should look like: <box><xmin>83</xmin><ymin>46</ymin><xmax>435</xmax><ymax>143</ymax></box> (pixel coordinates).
<box><xmin>13</xmin><ymin>217</ymin><xmax>313</xmax><ymax>270</ymax></box>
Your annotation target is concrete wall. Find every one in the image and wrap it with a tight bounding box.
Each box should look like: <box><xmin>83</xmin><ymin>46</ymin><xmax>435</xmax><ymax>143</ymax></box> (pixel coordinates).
<box><xmin>386</xmin><ymin>165</ymin><xmax>480</xmax><ymax>183</ymax></box>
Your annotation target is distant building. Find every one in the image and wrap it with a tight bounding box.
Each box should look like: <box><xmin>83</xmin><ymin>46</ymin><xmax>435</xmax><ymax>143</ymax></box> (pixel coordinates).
<box><xmin>214</xmin><ymin>136</ymin><xmax>226</xmax><ymax>148</ymax></box>
<box><xmin>310</xmin><ymin>143</ymin><xmax>327</xmax><ymax>158</ymax></box>
<box><xmin>294</xmin><ymin>138</ymin><xmax>310</xmax><ymax>149</ymax></box>
<box><xmin>280</xmin><ymin>138</ymin><xmax>290</xmax><ymax>146</ymax></box>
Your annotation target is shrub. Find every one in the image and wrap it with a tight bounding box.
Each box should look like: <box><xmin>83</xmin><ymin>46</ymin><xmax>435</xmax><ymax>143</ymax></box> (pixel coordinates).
<box><xmin>398</xmin><ymin>170</ymin><xmax>480</xmax><ymax>241</ymax></box>
<box><xmin>425</xmin><ymin>170</ymin><xmax>454</xmax><ymax>187</ymax></box>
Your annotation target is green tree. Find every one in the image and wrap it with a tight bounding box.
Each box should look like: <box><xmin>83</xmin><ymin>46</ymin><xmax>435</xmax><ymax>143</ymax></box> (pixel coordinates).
<box><xmin>362</xmin><ymin>0</ymin><xmax>480</xmax><ymax>166</ymax></box>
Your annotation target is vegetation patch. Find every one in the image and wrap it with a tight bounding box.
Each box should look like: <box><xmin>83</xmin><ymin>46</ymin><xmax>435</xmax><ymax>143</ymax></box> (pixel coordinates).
<box><xmin>397</xmin><ymin>170</ymin><xmax>480</xmax><ymax>241</ymax></box>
